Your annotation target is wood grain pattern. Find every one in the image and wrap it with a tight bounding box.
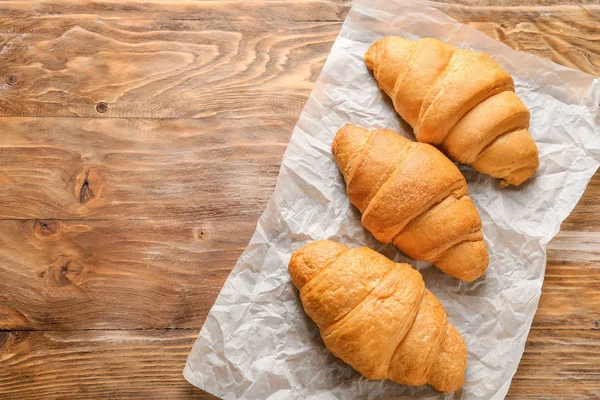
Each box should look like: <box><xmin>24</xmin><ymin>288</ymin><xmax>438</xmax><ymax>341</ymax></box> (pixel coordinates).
<box><xmin>429</xmin><ymin>0</ymin><xmax>600</xmax><ymax>75</ymax></box>
<box><xmin>0</xmin><ymin>18</ymin><xmax>340</xmax><ymax>118</ymax></box>
<box><xmin>0</xmin><ymin>0</ymin><xmax>598</xmax><ymax>399</ymax></box>
<box><xmin>509</xmin><ymin>329</ymin><xmax>600</xmax><ymax>399</ymax></box>
<box><xmin>0</xmin><ymin>117</ymin><xmax>290</xmax><ymax>219</ymax></box>
<box><xmin>0</xmin><ymin>217</ymin><xmax>255</xmax><ymax>330</ymax></box>
<box><xmin>1</xmin><ymin>329</ymin><xmax>598</xmax><ymax>399</ymax></box>
<box><xmin>0</xmin><ymin>0</ymin><xmax>350</xmax><ymax>21</ymax></box>
<box><xmin>561</xmin><ymin>173</ymin><xmax>600</xmax><ymax>231</ymax></box>
<box><xmin>0</xmin><ymin>330</ymin><xmax>216</xmax><ymax>399</ymax></box>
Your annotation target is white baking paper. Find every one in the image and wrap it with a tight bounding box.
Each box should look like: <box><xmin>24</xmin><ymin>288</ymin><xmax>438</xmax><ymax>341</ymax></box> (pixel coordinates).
<box><xmin>184</xmin><ymin>0</ymin><xmax>600</xmax><ymax>398</ymax></box>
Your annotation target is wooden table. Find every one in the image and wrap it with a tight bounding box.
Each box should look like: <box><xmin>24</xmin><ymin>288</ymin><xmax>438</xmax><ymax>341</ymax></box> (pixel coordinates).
<box><xmin>0</xmin><ymin>1</ymin><xmax>598</xmax><ymax>398</ymax></box>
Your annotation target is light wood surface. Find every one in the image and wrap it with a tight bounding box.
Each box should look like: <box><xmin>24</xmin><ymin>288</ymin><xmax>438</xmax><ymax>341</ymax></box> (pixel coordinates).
<box><xmin>0</xmin><ymin>0</ymin><xmax>598</xmax><ymax>399</ymax></box>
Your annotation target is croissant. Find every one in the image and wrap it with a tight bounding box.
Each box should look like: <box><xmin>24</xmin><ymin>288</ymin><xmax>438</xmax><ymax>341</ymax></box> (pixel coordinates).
<box><xmin>331</xmin><ymin>124</ymin><xmax>488</xmax><ymax>281</ymax></box>
<box><xmin>289</xmin><ymin>240</ymin><xmax>467</xmax><ymax>392</ymax></box>
<box><xmin>365</xmin><ymin>36</ymin><xmax>539</xmax><ymax>187</ymax></box>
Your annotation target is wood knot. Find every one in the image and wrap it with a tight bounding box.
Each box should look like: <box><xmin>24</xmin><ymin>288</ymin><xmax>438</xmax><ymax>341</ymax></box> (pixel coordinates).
<box><xmin>0</xmin><ymin>332</ymin><xmax>8</xmax><ymax>349</ymax></box>
<box><xmin>6</xmin><ymin>73</ymin><xmax>21</xmax><ymax>86</ymax></box>
<box><xmin>0</xmin><ymin>307</ymin><xmax>29</xmax><ymax>328</ymax></box>
<box><xmin>0</xmin><ymin>331</ymin><xmax>29</xmax><ymax>348</ymax></box>
<box><xmin>594</xmin><ymin>320</ymin><xmax>599</xmax><ymax>330</ymax></box>
<box><xmin>96</xmin><ymin>102</ymin><xmax>108</xmax><ymax>113</ymax></box>
<box><xmin>33</xmin><ymin>220</ymin><xmax>62</xmax><ymax>240</ymax></box>
<box><xmin>74</xmin><ymin>167</ymin><xmax>105</xmax><ymax>205</ymax></box>
<box><xmin>193</xmin><ymin>227</ymin><xmax>209</xmax><ymax>241</ymax></box>
<box><xmin>39</xmin><ymin>255</ymin><xmax>87</xmax><ymax>289</ymax></box>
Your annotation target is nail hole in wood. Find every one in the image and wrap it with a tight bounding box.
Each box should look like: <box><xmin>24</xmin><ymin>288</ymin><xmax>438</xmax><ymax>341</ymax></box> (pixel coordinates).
<box><xmin>194</xmin><ymin>227</ymin><xmax>209</xmax><ymax>241</ymax></box>
<box><xmin>6</xmin><ymin>73</ymin><xmax>21</xmax><ymax>86</ymax></box>
<box><xmin>96</xmin><ymin>102</ymin><xmax>108</xmax><ymax>113</ymax></box>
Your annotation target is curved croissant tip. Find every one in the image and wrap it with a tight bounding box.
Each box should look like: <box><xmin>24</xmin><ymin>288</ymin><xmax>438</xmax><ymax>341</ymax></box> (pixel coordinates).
<box><xmin>332</xmin><ymin>123</ymin><xmax>359</xmax><ymax>153</ymax></box>
<box><xmin>500</xmin><ymin>163</ymin><xmax>538</xmax><ymax>187</ymax></box>
<box><xmin>288</xmin><ymin>240</ymin><xmax>347</xmax><ymax>290</ymax></box>
<box><xmin>364</xmin><ymin>42</ymin><xmax>378</xmax><ymax>70</ymax></box>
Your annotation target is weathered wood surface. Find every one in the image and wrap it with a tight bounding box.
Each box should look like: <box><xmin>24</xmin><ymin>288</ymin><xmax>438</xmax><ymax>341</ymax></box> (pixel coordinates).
<box><xmin>434</xmin><ymin>0</ymin><xmax>600</xmax><ymax>76</ymax></box>
<box><xmin>0</xmin><ymin>217</ymin><xmax>254</xmax><ymax>330</ymax></box>
<box><xmin>0</xmin><ymin>18</ymin><xmax>341</xmax><ymax>118</ymax></box>
<box><xmin>0</xmin><ymin>117</ymin><xmax>289</xmax><ymax>219</ymax></box>
<box><xmin>2</xmin><ymin>329</ymin><xmax>598</xmax><ymax>399</ymax></box>
<box><xmin>0</xmin><ymin>0</ymin><xmax>598</xmax><ymax>399</ymax></box>
<box><xmin>0</xmin><ymin>0</ymin><xmax>351</xmax><ymax>21</ymax></box>
<box><xmin>0</xmin><ymin>330</ymin><xmax>216</xmax><ymax>399</ymax></box>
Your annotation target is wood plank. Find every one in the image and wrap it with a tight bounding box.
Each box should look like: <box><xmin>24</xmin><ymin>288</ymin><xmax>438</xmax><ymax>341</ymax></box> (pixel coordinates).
<box><xmin>1</xmin><ymin>1</ymin><xmax>598</xmax><ymax>119</ymax></box>
<box><xmin>529</xmin><ymin>230</ymin><xmax>600</xmax><ymax>331</ymax></box>
<box><xmin>1</xmin><ymin>328</ymin><xmax>598</xmax><ymax>399</ymax></box>
<box><xmin>533</xmin><ymin>263</ymin><xmax>600</xmax><ymax>331</ymax></box>
<box><xmin>0</xmin><ymin>217</ymin><xmax>255</xmax><ymax>330</ymax></box>
<box><xmin>0</xmin><ymin>117</ymin><xmax>290</xmax><ymax>219</ymax></box>
<box><xmin>0</xmin><ymin>329</ymin><xmax>216</xmax><ymax>399</ymax></box>
<box><xmin>429</xmin><ymin>0</ymin><xmax>600</xmax><ymax>75</ymax></box>
<box><xmin>0</xmin><ymin>18</ymin><xmax>341</xmax><ymax>118</ymax></box>
<box><xmin>0</xmin><ymin>0</ymin><xmax>349</xmax><ymax>21</ymax></box>
<box><xmin>547</xmin><ymin>230</ymin><xmax>600</xmax><ymax>265</ymax></box>
<box><xmin>507</xmin><ymin>329</ymin><xmax>600</xmax><ymax>399</ymax></box>
<box><xmin>1</xmin><ymin>216</ymin><xmax>596</xmax><ymax>332</ymax></box>
<box><xmin>560</xmin><ymin>172</ymin><xmax>600</xmax><ymax>232</ymax></box>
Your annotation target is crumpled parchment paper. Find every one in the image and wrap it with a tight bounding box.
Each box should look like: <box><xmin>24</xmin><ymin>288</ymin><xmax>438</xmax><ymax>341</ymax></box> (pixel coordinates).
<box><xmin>184</xmin><ymin>0</ymin><xmax>600</xmax><ymax>398</ymax></box>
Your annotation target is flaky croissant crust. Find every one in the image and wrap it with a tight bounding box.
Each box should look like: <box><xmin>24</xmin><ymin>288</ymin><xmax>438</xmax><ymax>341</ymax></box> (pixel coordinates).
<box><xmin>365</xmin><ymin>37</ymin><xmax>539</xmax><ymax>187</ymax></box>
<box><xmin>332</xmin><ymin>124</ymin><xmax>488</xmax><ymax>282</ymax></box>
<box><xmin>289</xmin><ymin>240</ymin><xmax>467</xmax><ymax>393</ymax></box>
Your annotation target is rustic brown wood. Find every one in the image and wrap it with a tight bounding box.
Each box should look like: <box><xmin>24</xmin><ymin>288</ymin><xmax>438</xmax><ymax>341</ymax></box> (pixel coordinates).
<box><xmin>0</xmin><ymin>217</ymin><xmax>256</xmax><ymax>330</ymax></box>
<box><xmin>0</xmin><ymin>117</ymin><xmax>290</xmax><ymax>219</ymax></box>
<box><xmin>561</xmin><ymin>173</ymin><xmax>600</xmax><ymax>231</ymax></box>
<box><xmin>532</xmin><ymin>235</ymin><xmax>600</xmax><ymax>331</ymax></box>
<box><xmin>1</xmin><ymin>328</ymin><xmax>598</xmax><ymax>399</ymax></box>
<box><xmin>0</xmin><ymin>0</ymin><xmax>598</xmax><ymax>399</ymax></box>
<box><xmin>508</xmin><ymin>329</ymin><xmax>600</xmax><ymax>399</ymax></box>
<box><xmin>0</xmin><ymin>0</ymin><xmax>350</xmax><ymax>21</ymax></box>
<box><xmin>429</xmin><ymin>0</ymin><xmax>600</xmax><ymax>75</ymax></box>
<box><xmin>535</xmin><ymin>262</ymin><xmax>600</xmax><ymax>331</ymax></box>
<box><xmin>0</xmin><ymin>330</ymin><xmax>216</xmax><ymax>399</ymax></box>
<box><xmin>0</xmin><ymin>18</ymin><xmax>341</xmax><ymax>118</ymax></box>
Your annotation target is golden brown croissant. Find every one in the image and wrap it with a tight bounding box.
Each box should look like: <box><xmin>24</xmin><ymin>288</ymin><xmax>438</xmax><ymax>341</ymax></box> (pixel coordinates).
<box><xmin>289</xmin><ymin>240</ymin><xmax>467</xmax><ymax>393</ymax></box>
<box><xmin>332</xmin><ymin>124</ymin><xmax>488</xmax><ymax>282</ymax></box>
<box><xmin>365</xmin><ymin>36</ymin><xmax>539</xmax><ymax>187</ymax></box>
